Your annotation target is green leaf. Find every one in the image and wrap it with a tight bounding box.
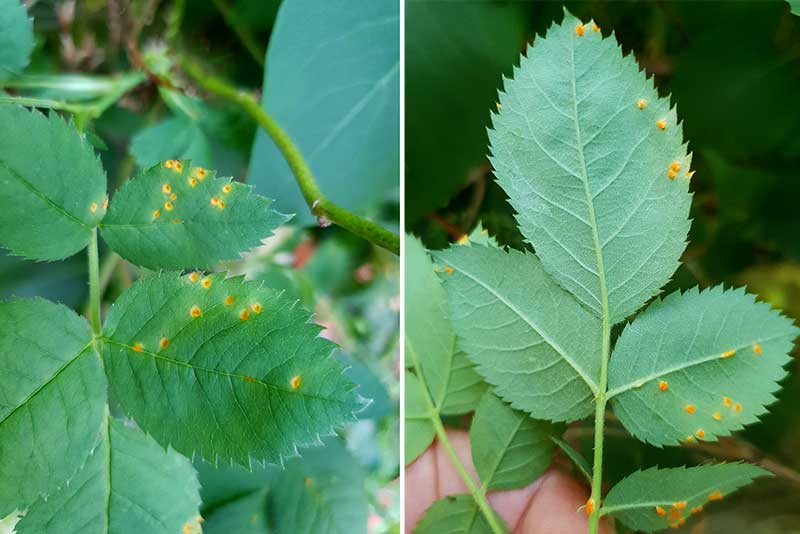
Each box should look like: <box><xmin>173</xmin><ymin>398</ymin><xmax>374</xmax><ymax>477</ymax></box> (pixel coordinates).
<box><xmin>405</xmin><ymin>0</ymin><xmax>530</xmax><ymax>224</ymax></box>
<box><xmin>130</xmin><ymin>115</ymin><xmax>213</xmax><ymax>169</ymax></box>
<box><xmin>470</xmin><ymin>390</ymin><xmax>555</xmax><ymax>491</ymax></box>
<box><xmin>269</xmin><ymin>437</ymin><xmax>368</xmax><ymax>534</ymax></box>
<box><xmin>203</xmin><ymin>489</ymin><xmax>270</xmax><ymax>534</ymax></box>
<box><xmin>102</xmin><ymin>272</ymin><xmax>360</xmax><ymax>467</ymax></box>
<box><xmin>0</xmin><ymin>298</ymin><xmax>105</xmax><ymax>516</ymax></box>
<box><xmin>414</xmin><ymin>494</ymin><xmax>507</xmax><ymax>534</ymax></box>
<box><xmin>489</xmin><ymin>10</ymin><xmax>692</xmax><ymax>323</ymax></box>
<box><xmin>436</xmin><ymin>243</ymin><xmax>602</xmax><ymax>422</ymax></box>
<box><xmin>405</xmin><ymin>235</ymin><xmax>484</xmax><ymax>416</ymax></box>
<box><xmin>100</xmin><ymin>160</ymin><xmax>290</xmax><ymax>270</ymax></box>
<box><xmin>16</xmin><ymin>417</ymin><xmax>202</xmax><ymax>534</ymax></box>
<box><xmin>248</xmin><ymin>0</ymin><xmax>399</xmax><ymax>224</ymax></box>
<box><xmin>195</xmin><ymin>459</ymin><xmax>277</xmax><ymax>513</ymax></box>
<box><xmin>0</xmin><ymin>0</ymin><xmax>33</xmax><ymax>82</ymax></box>
<box><xmin>601</xmin><ymin>463</ymin><xmax>770</xmax><ymax>533</ymax></box>
<box><xmin>608</xmin><ymin>286</ymin><xmax>799</xmax><ymax>446</ymax></box>
<box><xmin>790</xmin><ymin>0</ymin><xmax>800</xmax><ymax>16</ymax></box>
<box><xmin>404</xmin><ymin>370</ymin><xmax>435</xmax><ymax>465</ymax></box>
<box><xmin>0</xmin><ymin>105</ymin><xmax>107</xmax><ymax>261</ymax></box>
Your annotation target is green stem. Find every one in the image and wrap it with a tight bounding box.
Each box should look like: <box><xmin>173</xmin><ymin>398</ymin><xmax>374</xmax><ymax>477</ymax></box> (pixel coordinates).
<box><xmin>211</xmin><ymin>0</ymin><xmax>266</xmax><ymax>67</ymax></box>
<box><xmin>177</xmin><ymin>54</ymin><xmax>400</xmax><ymax>255</ymax></box>
<box><xmin>588</xmin><ymin>311</ymin><xmax>611</xmax><ymax>533</ymax></box>
<box><xmin>87</xmin><ymin>229</ymin><xmax>102</xmax><ymax>338</ymax></box>
<box><xmin>406</xmin><ymin>344</ymin><xmax>504</xmax><ymax>534</ymax></box>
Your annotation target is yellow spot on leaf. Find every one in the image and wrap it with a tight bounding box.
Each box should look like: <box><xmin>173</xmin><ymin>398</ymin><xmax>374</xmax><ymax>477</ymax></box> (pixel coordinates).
<box><xmin>636</xmin><ymin>99</ymin><xmax>647</xmax><ymax>109</ymax></box>
<box><xmin>723</xmin><ymin>396</ymin><xmax>732</xmax><ymax>408</ymax></box>
<box><xmin>674</xmin><ymin>501</ymin><xmax>687</xmax><ymax>510</ymax></box>
<box><xmin>170</xmin><ymin>193</ymin><xmax>177</xmax><ymax>201</ymax></box>
<box><xmin>696</xmin><ymin>429</ymin><xmax>705</xmax><ymax>439</ymax></box>
<box><xmin>174</xmin><ymin>161</ymin><xmax>183</xmax><ymax>172</ymax></box>
<box><xmin>712</xmin><ymin>412</ymin><xmax>722</xmax><ymax>421</ymax></box>
<box><xmin>734</xmin><ymin>403</ymin><xmax>742</xmax><ymax>412</ymax></box>
<box><xmin>290</xmin><ymin>375</ymin><xmax>303</xmax><ymax>390</ymax></box>
<box><xmin>691</xmin><ymin>505</ymin><xmax>703</xmax><ymax>514</ymax></box>
<box><xmin>164</xmin><ymin>160</ymin><xmax>175</xmax><ymax>169</ymax></box>
<box><xmin>193</xmin><ymin>167</ymin><xmax>207</xmax><ymax>180</ymax></box>
<box><xmin>655</xmin><ymin>506</ymin><xmax>666</xmax><ymax>516</ymax></box>
<box><xmin>721</xmin><ymin>349</ymin><xmax>736</xmax><ymax>359</ymax></box>
<box><xmin>211</xmin><ymin>197</ymin><xmax>220</xmax><ymax>206</ymax></box>
<box><xmin>592</xmin><ymin>23</ymin><xmax>600</xmax><ymax>32</ymax></box>
<box><xmin>457</xmin><ymin>234</ymin><xmax>469</xmax><ymax>245</ymax></box>
<box><xmin>685</xmin><ymin>404</ymin><xmax>696</xmax><ymax>414</ymax></box>
<box><xmin>670</xmin><ymin>162</ymin><xmax>681</xmax><ymax>172</ymax></box>
<box><xmin>162</xmin><ymin>183</ymin><xmax>172</xmax><ymax>194</ymax></box>
<box><xmin>132</xmin><ymin>343</ymin><xmax>143</xmax><ymax>352</ymax></box>
<box><xmin>188</xmin><ymin>177</ymin><xmax>198</xmax><ymax>187</ymax></box>
<box><xmin>481</xmin><ymin>228</ymin><xmax>489</xmax><ymax>235</ymax></box>
<box><xmin>103</xmin><ymin>196</ymin><xmax>109</xmax><ymax>210</ymax></box>
<box><xmin>251</xmin><ymin>302</ymin><xmax>262</xmax><ymax>314</ymax></box>
<box><xmin>160</xmin><ymin>337</ymin><xmax>169</xmax><ymax>349</ymax></box>
<box><xmin>90</xmin><ymin>202</ymin><xmax>98</xmax><ymax>213</ymax></box>
<box><xmin>222</xmin><ymin>184</ymin><xmax>232</xmax><ymax>194</ymax></box>
<box><xmin>496</xmin><ymin>102</ymin><xmax>502</xmax><ymax>111</ymax></box>
<box><xmin>164</xmin><ymin>201</ymin><xmax>174</xmax><ymax>211</ymax></box>
<box><xmin>575</xmin><ymin>23</ymin><xmax>585</xmax><ymax>36</ymax></box>
<box><xmin>753</xmin><ymin>343</ymin><xmax>762</xmax><ymax>355</ymax></box>
<box><xmin>190</xmin><ymin>305</ymin><xmax>202</xmax><ymax>318</ymax></box>
<box><xmin>584</xmin><ymin>497</ymin><xmax>594</xmax><ymax>515</ymax></box>
<box><xmin>444</xmin><ymin>266</ymin><xmax>455</xmax><ymax>275</ymax></box>
<box><xmin>667</xmin><ymin>169</ymin><xmax>676</xmax><ymax>180</ymax></box>
<box><xmin>243</xmin><ymin>375</ymin><xmax>256</xmax><ymax>383</ymax></box>
<box><xmin>239</xmin><ymin>308</ymin><xmax>250</xmax><ymax>321</ymax></box>
<box><xmin>686</xmin><ymin>170</ymin><xmax>695</xmax><ymax>179</ymax></box>
<box><xmin>201</xmin><ymin>278</ymin><xmax>212</xmax><ymax>289</ymax></box>
<box><xmin>658</xmin><ymin>380</ymin><xmax>668</xmax><ymax>391</ymax></box>
<box><xmin>188</xmin><ymin>271</ymin><xmax>200</xmax><ymax>283</ymax></box>
<box><xmin>708</xmin><ymin>490</ymin><xmax>723</xmax><ymax>502</ymax></box>
<box><xmin>686</xmin><ymin>435</ymin><xmax>695</xmax><ymax>443</ymax></box>
<box><xmin>657</xmin><ymin>119</ymin><xmax>667</xmax><ymax>130</ymax></box>
<box><xmin>224</xmin><ymin>296</ymin><xmax>234</xmax><ymax>306</ymax></box>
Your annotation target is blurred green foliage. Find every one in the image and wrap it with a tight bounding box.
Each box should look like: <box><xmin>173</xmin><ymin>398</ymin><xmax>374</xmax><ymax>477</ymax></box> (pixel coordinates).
<box><xmin>408</xmin><ymin>1</ymin><xmax>800</xmax><ymax>530</ymax></box>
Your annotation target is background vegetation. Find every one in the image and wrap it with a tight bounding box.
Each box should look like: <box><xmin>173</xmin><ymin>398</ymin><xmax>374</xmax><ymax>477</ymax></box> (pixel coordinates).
<box><xmin>0</xmin><ymin>0</ymin><xmax>399</xmax><ymax>532</ymax></box>
<box><xmin>407</xmin><ymin>1</ymin><xmax>800</xmax><ymax>532</ymax></box>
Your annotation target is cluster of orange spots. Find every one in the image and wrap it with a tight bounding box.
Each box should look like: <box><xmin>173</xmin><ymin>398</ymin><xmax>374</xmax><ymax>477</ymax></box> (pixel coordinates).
<box><xmin>655</xmin><ymin>506</ymin><xmax>666</xmax><ymax>516</ymax></box>
<box><xmin>708</xmin><ymin>490</ymin><xmax>723</xmax><ymax>502</ymax></box>
<box><xmin>444</xmin><ymin>266</ymin><xmax>455</xmax><ymax>275</ymax></box>
<box><xmin>636</xmin><ymin>98</ymin><xmax>647</xmax><ymax>110</ymax></box>
<box><xmin>162</xmin><ymin>183</ymin><xmax>172</xmax><ymax>194</ymax></box>
<box><xmin>159</xmin><ymin>337</ymin><xmax>169</xmax><ymax>349</ymax></box>
<box><xmin>696</xmin><ymin>429</ymin><xmax>705</xmax><ymax>439</ymax></box>
<box><xmin>712</xmin><ymin>411</ymin><xmax>722</xmax><ymax>421</ymax></box>
<box><xmin>657</xmin><ymin>119</ymin><xmax>667</xmax><ymax>130</ymax></box>
<box><xmin>165</xmin><ymin>160</ymin><xmax>183</xmax><ymax>173</ymax></box>
<box><xmin>222</xmin><ymin>184</ymin><xmax>232</xmax><ymax>194</ymax></box>
<box><xmin>685</xmin><ymin>404</ymin><xmax>696</xmax><ymax>414</ymax></box>
<box><xmin>753</xmin><ymin>343</ymin><xmax>762</xmax><ymax>355</ymax></box>
<box><xmin>575</xmin><ymin>23</ymin><xmax>585</xmax><ymax>36</ymax></box>
<box><xmin>164</xmin><ymin>201</ymin><xmax>174</xmax><ymax>211</ymax></box>
<box><xmin>243</xmin><ymin>375</ymin><xmax>256</xmax><ymax>383</ymax></box>
<box><xmin>668</xmin><ymin>161</ymin><xmax>681</xmax><ymax>180</ymax></box>
<box><xmin>152</xmin><ymin>209</ymin><xmax>161</xmax><ymax>220</ymax></box>
<box><xmin>210</xmin><ymin>197</ymin><xmax>226</xmax><ymax>209</ymax></box>
<box><xmin>224</xmin><ymin>295</ymin><xmax>235</xmax><ymax>306</ymax></box>
<box><xmin>239</xmin><ymin>308</ymin><xmax>250</xmax><ymax>321</ymax></box>
<box><xmin>720</xmin><ymin>349</ymin><xmax>736</xmax><ymax>359</ymax></box>
<box><xmin>251</xmin><ymin>302</ymin><xmax>263</xmax><ymax>314</ymax></box>
<box><xmin>658</xmin><ymin>380</ymin><xmax>669</xmax><ymax>392</ymax></box>
<box><xmin>190</xmin><ymin>305</ymin><xmax>202</xmax><ymax>318</ymax></box>
<box><xmin>188</xmin><ymin>271</ymin><xmax>200</xmax><ymax>283</ymax></box>
<box><xmin>673</xmin><ymin>501</ymin><xmax>687</xmax><ymax>510</ymax></box>
<box><xmin>201</xmin><ymin>278</ymin><xmax>212</xmax><ymax>289</ymax></box>
<box><xmin>90</xmin><ymin>202</ymin><xmax>98</xmax><ymax>213</ymax></box>
<box><xmin>290</xmin><ymin>375</ymin><xmax>303</xmax><ymax>390</ymax></box>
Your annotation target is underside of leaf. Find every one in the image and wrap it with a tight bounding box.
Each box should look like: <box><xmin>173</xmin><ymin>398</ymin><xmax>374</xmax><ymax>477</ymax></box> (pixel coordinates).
<box><xmin>102</xmin><ymin>272</ymin><xmax>361</xmax><ymax>467</ymax></box>
<box><xmin>602</xmin><ymin>463</ymin><xmax>770</xmax><ymax>532</ymax></box>
<box><xmin>0</xmin><ymin>298</ymin><xmax>105</xmax><ymax>516</ymax></box>
<box><xmin>489</xmin><ymin>10</ymin><xmax>692</xmax><ymax>323</ymax></box>
<box><xmin>608</xmin><ymin>285</ymin><xmax>798</xmax><ymax>446</ymax></box>
<box><xmin>437</xmin><ymin>243</ymin><xmax>601</xmax><ymax>422</ymax></box>
<box><xmin>414</xmin><ymin>494</ymin><xmax>507</xmax><ymax>534</ymax></box>
<box><xmin>101</xmin><ymin>160</ymin><xmax>290</xmax><ymax>270</ymax></box>
<box><xmin>0</xmin><ymin>105</ymin><xmax>107</xmax><ymax>261</ymax></box>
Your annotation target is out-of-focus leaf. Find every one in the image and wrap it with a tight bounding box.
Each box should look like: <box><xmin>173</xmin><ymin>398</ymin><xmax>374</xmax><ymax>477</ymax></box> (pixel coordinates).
<box><xmin>130</xmin><ymin>115</ymin><xmax>213</xmax><ymax>169</ymax></box>
<box><xmin>0</xmin><ymin>0</ymin><xmax>33</xmax><ymax>81</ymax></box>
<box><xmin>405</xmin><ymin>0</ymin><xmax>529</xmax><ymax>223</ymax></box>
<box><xmin>338</xmin><ymin>352</ymin><xmax>393</xmax><ymax>420</ymax></box>
<box><xmin>0</xmin><ymin>250</ymin><xmax>86</xmax><ymax>308</ymax></box>
<box><xmin>414</xmin><ymin>494</ymin><xmax>507</xmax><ymax>534</ymax></box>
<box><xmin>249</xmin><ymin>0</ymin><xmax>399</xmax><ymax>224</ymax></box>
<box><xmin>202</xmin><ymin>489</ymin><xmax>269</xmax><ymax>534</ymax></box>
<box><xmin>404</xmin><ymin>371</ymin><xmax>435</xmax><ymax>465</ymax></box>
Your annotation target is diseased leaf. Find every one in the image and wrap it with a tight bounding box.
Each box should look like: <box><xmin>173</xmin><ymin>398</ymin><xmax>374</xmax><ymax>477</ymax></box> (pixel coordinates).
<box><xmin>406</xmin><ymin>236</ymin><xmax>485</xmax><ymax>415</ymax></box>
<box><xmin>0</xmin><ymin>298</ymin><xmax>105</xmax><ymax>516</ymax></box>
<box><xmin>470</xmin><ymin>390</ymin><xmax>555</xmax><ymax>491</ymax></box>
<box><xmin>203</xmin><ymin>489</ymin><xmax>269</xmax><ymax>534</ymax></box>
<box><xmin>101</xmin><ymin>160</ymin><xmax>290</xmax><ymax>270</ymax></box>
<box><xmin>489</xmin><ymin>10</ymin><xmax>692</xmax><ymax>323</ymax></box>
<box><xmin>608</xmin><ymin>286</ymin><xmax>799</xmax><ymax>446</ymax></box>
<box><xmin>0</xmin><ymin>0</ymin><xmax>34</xmax><ymax>82</ymax></box>
<box><xmin>269</xmin><ymin>438</ymin><xmax>368</xmax><ymax>534</ymax></box>
<box><xmin>414</xmin><ymin>494</ymin><xmax>507</xmax><ymax>534</ymax></box>
<box><xmin>0</xmin><ymin>105</ymin><xmax>107</xmax><ymax>261</ymax></box>
<box><xmin>16</xmin><ymin>417</ymin><xmax>202</xmax><ymax>534</ymax></box>
<box><xmin>249</xmin><ymin>0</ymin><xmax>399</xmax><ymax>224</ymax></box>
<box><xmin>102</xmin><ymin>272</ymin><xmax>360</xmax><ymax>467</ymax></box>
<box><xmin>404</xmin><ymin>370</ymin><xmax>435</xmax><ymax>465</ymax></box>
<box><xmin>601</xmin><ymin>464</ymin><xmax>770</xmax><ymax>533</ymax></box>
<box><xmin>436</xmin><ymin>243</ymin><xmax>602</xmax><ymax>422</ymax></box>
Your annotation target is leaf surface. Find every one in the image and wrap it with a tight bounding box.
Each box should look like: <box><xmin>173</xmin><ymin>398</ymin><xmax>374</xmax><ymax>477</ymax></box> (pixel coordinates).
<box><xmin>0</xmin><ymin>298</ymin><xmax>105</xmax><ymax>516</ymax></box>
<box><xmin>436</xmin><ymin>243</ymin><xmax>602</xmax><ymax>422</ymax></box>
<box><xmin>0</xmin><ymin>0</ymin><xmax>33</xmax><ymax>81</ymax></box>
<box><xmin>404</xmin><ymin>370</ymin><xmax>435</xmax><ymax>465</ymax></box>
<box><xmin>602</xmin><ymin>463</ymin><xmax>770</xmax><ymax>532</ymax></box>
<box><xmin>248</xmin><ymin>0</ymin><xmax>399</xmax><ymax>224</ymax></box>
<box><xmin>269</xmin><ymin>438</ymin><xmax>368</xmax><ymax>534</ymax></box>
<box><xmin>101</xmin><ymin>160</ymin><xmax>290</xmax><ymax>270</ymax></box>
<box><xmin>16</xmin><ymin>417</ymin><xmax>202</xmax><ymax>534</ymax></box>
<box><xmin>489</xmin><ymin>10</ymin><xmax>692</xmax><ymax>322</ymax></box>
<box><xmin>406</xmin><ymin>235</ymin><xmax>484</xmax><ymax>415</ymax></box>
<box><xmin>608</xmin><ymin>286</ymin><xmax>799</xmax><ymax>446</ymax></box>
<box><xmin>470</xmin><ymin>391</ymin><xmax>555</xmax><ymax>491</ymax></box>
<box><xmin>0</xmin><ymin>105</ymin><xmax>107</xmax><ymax>260</ymax></box>
<box><xmin>202</xmin><ymin>489</ymin><xmax>269</xmax><ymax>534</ymax></box>
<box><xmin>130</xmin><ymin>115</ymin><xmax>213</xmax><ymax>169</ymax></box>
<box><xmin>102</xmin><ymin>272</ymin><xmax>360</xmax><ymax>466</ymax></box>
<box><xmin>414</xmin><ymin>494</ymin><xmax>507</xmax><ymax>534</ymax></box>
